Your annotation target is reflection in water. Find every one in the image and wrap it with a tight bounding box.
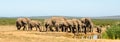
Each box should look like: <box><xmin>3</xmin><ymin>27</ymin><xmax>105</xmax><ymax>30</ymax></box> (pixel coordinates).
<box><xmin>73</xmin><ymin>34</ymin><xmax>101</xmax><ymax>39</ymax></box>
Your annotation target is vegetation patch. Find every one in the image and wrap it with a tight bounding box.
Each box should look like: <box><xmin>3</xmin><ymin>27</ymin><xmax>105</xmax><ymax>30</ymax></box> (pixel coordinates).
<box><xmin>102</xmin><ymin>25</ymin><xmax>120</xmax><ymax>39</ymax></box>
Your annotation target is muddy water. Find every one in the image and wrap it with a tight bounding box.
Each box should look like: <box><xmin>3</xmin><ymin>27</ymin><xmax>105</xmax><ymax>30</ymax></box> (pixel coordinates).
<box><xmin>29</xmin><ymin>32</ymin><xmax>102</xmax><ymax>39</ymax></box>
<box><xmin>73</xmin><ymin>34</ymin><xmax>102</xmax><ymax>39</ymax></box>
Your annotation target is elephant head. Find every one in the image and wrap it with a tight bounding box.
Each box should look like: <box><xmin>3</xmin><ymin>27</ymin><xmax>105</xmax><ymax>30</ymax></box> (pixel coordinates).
<box><xmin>80</xmin><ymin>18</ymin><xmax>94</xmax><ymax>34</ymax></box>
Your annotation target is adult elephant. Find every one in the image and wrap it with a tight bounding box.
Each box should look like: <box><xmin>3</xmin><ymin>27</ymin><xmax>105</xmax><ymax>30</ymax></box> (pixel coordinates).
<box><xmin>51</xmin><ymin>16</ymin><xmax>67</xmax><ymax>26</ymax></box>
<box><xmin>55</xmin><ymin>20</ymin><xmax>69</xmax><ymax>32</ymax></box>
<box><xmin>44</xmin><ymin>19</ymin><xmax>54</xmax><ymax>32</ymax></box>
<box><xmin>66</xmin><ymin>20</ymin><xmax>74</xmax><ymax>32</ymax></box>
<box><xmin>55</xmin><ymin>19</ymin><xmax>84</xmax><ymax>34</ymax></box>
<box><xmin>45</xmin><ymin>16</ymin><xmax>67</xmax><ymax>32</ymax></box>
<box><xmin>28</xmin><ymin>20</ymin><xmax>41</xmax><ymax>32</ymax></box>
<box><xmin>71</xmin><ymin>19</ymin><xmax>83</xmax><ymax>34</ymax></box>
<box><xmin>80</xmin><ymin>18</ymin><xmax>94</xmax><ymax>34</ymax></box>
<box><xmin>16</xmin><ymin>17</ymin><xmax>31</xmax><ymax>30</ymax></box>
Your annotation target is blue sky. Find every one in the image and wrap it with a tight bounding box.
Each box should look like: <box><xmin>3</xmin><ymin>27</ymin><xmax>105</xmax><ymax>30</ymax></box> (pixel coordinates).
<box><xmin>0</xmin><ymin>0</ymin><xmax>120</xmax><ymax>17</ymax></box>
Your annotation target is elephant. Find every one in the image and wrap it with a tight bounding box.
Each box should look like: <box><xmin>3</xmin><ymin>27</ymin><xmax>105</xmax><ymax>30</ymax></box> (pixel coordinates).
<box><xmin>65</xmin><ymin>20</ymin><xmax>74</xmax><ymax>32</ymax></box>
<box><xmin>55</xmin><ymin>20</ymin><xmax>69</xmax><ymax>32</ymax></box>
<box><xmin>44</xmin><ymin>19</ymin><xmax>54</xmax><ymax>32</ymax></box>
<box><xmin>28</xmin><ymin>20</ymin><xmax>41</xmax><ymax>32</ymax></box>
<box><xmin>44</xmin><ymin>16</ymin><xmax>67</xmax><ymax>32</ymax></box>
<box><xmin>96</xmin><ymin>26</ymin><xmax>102</xmax><ymax>33</ymax></box>
<box><xmin>54</xmin><ymin>18</ymin><xmax>84</xmax><ymax>34</ymax></box>
<box><xmin>80</xmin><ymin>18</ymin><xmax>94</xmax><ymax>34</ymax></box>
<box><xmin>50</xmin><ymin>16</ymin><xmax>67</xmax><ymax>26</ymax></box>
<box><xmin>16</xmin><ymin>17</ymin><xmax>31</xmax><ymax>30</ymax></box>
<box><xmin>71</xmin><ymin>19</ymin><xmax>84</xmax><ymax>34</ymax></box>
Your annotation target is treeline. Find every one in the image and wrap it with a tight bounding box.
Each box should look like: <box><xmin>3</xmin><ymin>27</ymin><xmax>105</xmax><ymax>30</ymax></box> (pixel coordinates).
<box><xmin>0</xmin><ymin>18</ymin><xmax>119</xmax><ymax>25</ymax></box>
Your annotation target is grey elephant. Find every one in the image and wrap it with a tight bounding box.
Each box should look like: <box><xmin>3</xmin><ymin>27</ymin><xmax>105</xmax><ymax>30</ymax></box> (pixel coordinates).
<box><xmin>54</xmin><ymin>18</ymin><xmax>84</xmax><ymax>34</ymax></box>
<box><xmin>16</xmin><ymin>17</ymin><xmax>31</xmax><ymax>30</ymax></box>
<box><xmin>66</xmin><ymin>20</ymin><xmax>74</xmax><ymax>32</ymax></box>
<box><xmin>55</xmin><ymin>20</ymin><xmax>69</xmax><ymax>32</ymax></box>
<box><xmin>71</xmin><ymin>19</ymin><xmax>84</xmax><ymax>34</ymax></box>
<box><xmin>44</xmin><ymin>16</ymin><xmax>67</xmax><ymax>32</ymax></box>
<box><xmin>44</xmin><ymin>19</ymin><xmax>54</xmax><ymax>32</ymax></box>
<box><xmin>96</xmin><ymin>26</ymin><xmax>102</xmax><ymax>33</ymax></box>
<box><xmin>28</xmin><ymin>20</ymin><xmax>41</xmax><ymax>32</ymax></box>
<box><xmin>80</xmin><ymin>18</ymin><xmax>94</xmax><ymax>34</ymax></box>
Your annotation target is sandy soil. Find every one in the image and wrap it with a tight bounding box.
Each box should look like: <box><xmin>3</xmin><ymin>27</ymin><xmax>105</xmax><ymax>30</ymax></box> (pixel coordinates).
<box><xmin>0</xmin><ymin>25</ymin><xmax>119</xmax><ymax>42</ymax></box>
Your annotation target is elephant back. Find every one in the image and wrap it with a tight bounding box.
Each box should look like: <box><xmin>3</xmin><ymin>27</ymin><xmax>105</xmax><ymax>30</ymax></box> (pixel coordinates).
<box><xmin>66</xmin><ymin>20</ymin><xmax>73</xmax><ymax>27</ymax></box>
<box><xmin>29</xmin><ymin>20</ymin><xmax>41</xmax><ymax>26</ymax></box>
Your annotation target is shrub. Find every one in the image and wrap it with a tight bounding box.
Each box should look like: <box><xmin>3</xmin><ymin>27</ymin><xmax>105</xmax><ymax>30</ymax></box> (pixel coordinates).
<box><xmin>103</xmin><ymin>25</ymin><xmax>120</xmax><ymax>39</ymax></box>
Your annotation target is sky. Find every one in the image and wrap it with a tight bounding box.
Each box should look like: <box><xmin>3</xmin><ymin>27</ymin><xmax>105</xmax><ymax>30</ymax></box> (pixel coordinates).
<box><xmin>0</xmin><ymin>0</ymin><xmax>120</xmax><ymax>17</ymax></box>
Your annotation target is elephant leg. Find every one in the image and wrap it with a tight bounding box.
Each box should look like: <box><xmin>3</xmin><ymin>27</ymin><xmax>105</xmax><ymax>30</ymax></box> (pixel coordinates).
<box><xmin>29</xmin><ymin>26</ymin><xmax>32</xmax><ymax>31</ymax></box>
<box><xmin>72</xmin><ymin>27</ymin><xmax>75</xmax><ymax>33</ymax></box>
<box><xmin>61</xmin><ymin>27</ymin><xmax>64</xmax><ymax>32</ymax></box>
<box><xmin>49</xmin><ymin>27</ymin><xmax>53</xmax><ymax>32</ymax></box>
<box><xmin>61</xmin><ymin>26</ymin><xmax>65</xmax><ymax>32</ymax></box>
<box><xmin>23</xmin><ymin>26</ymin><xmax>26</xmax><ymax>30</ymax></box>
<box><xmin>17</xmin><ymin>26</ymin><xmax>21</xmax><ymax>30</ymax></box>
<box><xmin>36</xmin><ymin>26</ymin><xmax>38</xmax><ymax>31</ymax></box>
<box><xmin>58</xmin><ymin>27</ymin><xmax>61</xmax><ymax>32</ymax></box>
<box><xmin>28</xmin><ymin>26</ymin><xmax>32</xmax><ymax>31</ymax></box>
<box><xmin>68</xmin><ymin>26</ymin><xmax>72</xmax><ymax>33</ymax></box>
<box><xmin>45</xmin><ymin>26</ymin><xmax>48</xmax><ymax>32</ymax></box>
<box><xmin>90</xmin><ymin>28</ymin><xmax>93</xmax><ymax>32</ymax></box>
<box><xmin>65</xmin><ymin>27</ymin><xmax>68</xmax><ymax>32</ymax></box>
<box><xmin>70</xmin><ymin>27</ymin><xmax>72</xmax><ymax>33</ymax></box>
<box><xmin>76</xmin><ymin>26</ymin><xmax>79</xmax><ymax>34</ymax></box>
<box><xmin>90</xmin><ymin>28</ymin><xmax>92</xmax><ymax>32</ymax></box>
<box><xmin>84</xmin><ymin>27</ymin><xmax>87</xmax><ymax>34</ymax></box>
<box><xmin>37</xmin><ymin>26</ymin><xmax>41</xmax><ymax>32</ymax></box>
<box><xmin>62</xmin><ymin>27</ymin><xmax>65</xmax><ymax>32</ymax></box>
<box><xmin>55</xmin><ymin>27</ymin><xmax>59</xmax><ymax>32</ymax></box>
<box><xmin>78</xmin><ymin>26</ymin><xmax>80</xmax><ymax>32</ymax></box>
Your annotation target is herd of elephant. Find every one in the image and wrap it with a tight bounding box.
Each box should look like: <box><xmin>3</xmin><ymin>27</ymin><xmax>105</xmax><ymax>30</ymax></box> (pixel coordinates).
<box><xmin>16</xmin><ymin>17</ymin><xmax>94</xmax><ymax>34</ymax></box>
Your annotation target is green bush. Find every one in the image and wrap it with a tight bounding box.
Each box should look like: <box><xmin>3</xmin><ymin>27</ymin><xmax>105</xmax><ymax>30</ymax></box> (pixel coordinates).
<box><xmin>102</xmin><ymin>25</ymin><xmax>120</xmax><ymax>39</ymax></box>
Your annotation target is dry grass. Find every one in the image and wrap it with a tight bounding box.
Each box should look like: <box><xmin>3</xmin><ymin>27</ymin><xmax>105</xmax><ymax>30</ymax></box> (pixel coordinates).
<box><xmin>0</xmin><ymin>25</ymin><xmax>119</xmax><ymax>42</ymax></box>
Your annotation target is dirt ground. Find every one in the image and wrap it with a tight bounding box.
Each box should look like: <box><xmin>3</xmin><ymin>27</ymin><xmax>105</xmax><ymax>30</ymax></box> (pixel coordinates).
<box><xmin>0</xmin><ymin>25</ymin><xmax>120</xmax><ymax>42</ymax></box>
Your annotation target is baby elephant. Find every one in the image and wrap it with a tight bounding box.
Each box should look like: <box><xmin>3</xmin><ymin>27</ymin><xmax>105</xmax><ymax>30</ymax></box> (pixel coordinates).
<box><xmin>28</xmin><ymin>20</ymin><xmax>41</xmax><ymax>32</ymax></box>
<box><xmin>96</xmin><ymin>26</ymin><xmax>102</xmax><ymax>33</ymax></box>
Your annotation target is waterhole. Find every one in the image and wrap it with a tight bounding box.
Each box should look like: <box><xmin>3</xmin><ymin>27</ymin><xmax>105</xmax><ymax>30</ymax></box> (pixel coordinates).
<box><xmin>73</xmin><ymin>34</ymin><xmax>102</xmax><ymax>39</ymax></box>
<box><xmin>29</xmin><ymin>32</ymin><xmax>101</xmax><ymax>39</ymax></box>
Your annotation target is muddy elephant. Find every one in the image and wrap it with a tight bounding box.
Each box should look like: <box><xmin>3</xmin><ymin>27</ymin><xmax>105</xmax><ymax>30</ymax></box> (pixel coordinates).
<box><xmin>16</xmin><ymin>17</ymin><xmax>31</xmax><ymax>30</ymax></box>
<box><xmin>28</xmin><ymin>20</ymin><xmax>41</xmax><ymax>32</ymax></box>
<box><xmin>80</xmin><ymin>18</ymin><xmax>94</xmax><ymax>34</ymax></box>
